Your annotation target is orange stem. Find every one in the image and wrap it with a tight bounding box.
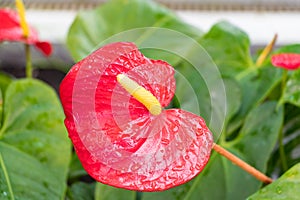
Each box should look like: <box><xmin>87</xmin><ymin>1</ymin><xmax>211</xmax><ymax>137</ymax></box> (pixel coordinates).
<box><xmin>213</xmin><ymin>143</ymin><xmax>273</xmax><ymax>184</ymax></box>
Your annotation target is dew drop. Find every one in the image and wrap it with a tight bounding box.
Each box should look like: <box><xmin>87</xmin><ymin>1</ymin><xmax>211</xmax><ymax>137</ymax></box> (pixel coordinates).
<box><xmin>196</xmin><ymin>128</ymin><xmax>203</xmax><ymax>136</ymax></box>
<box><xmin>260</xmin><ymin>187</ymin><xmax>267</xmax><ymax>193</ymax></box>
<box><xmin>130</xmin><ymin>163</ymin><xmax>141</xmax><ymax>172</ymax></box>
<box><xmin>185</xmin><ymin>155</ymin><xmax>190</xmax><ymax>160</ymax></box>
<box><xmin>175</xmin><ymin>142</ymin><xmax>184</xmax><ymax>150</ymax></box>
<box><xmin>172</xmin><ymin>125</ymin><xmax>179</xmax><ymax>132</ymax></box>
<box><xmin>195</xmin><ymin>164</ymin><xmax>201</xmax><ymax>170</ymax></box>
<box><xmin>161</xmin><ymin>138</ymin><xmax>170</xmax><ymax>145</ymax></box>
<box><xmin>172</xmin><ymin>165</ymin><xmax>184</xmax><ymax>171</ymax></box>
<box><xmin>276</xmin><ymin>186</ymin><xmax>282</xmax><ymax>194</ymax></box>
<box><xmin>115</xmin><ymin>151</ymin><xmax>122</xmax><ymax>157</ymax></box>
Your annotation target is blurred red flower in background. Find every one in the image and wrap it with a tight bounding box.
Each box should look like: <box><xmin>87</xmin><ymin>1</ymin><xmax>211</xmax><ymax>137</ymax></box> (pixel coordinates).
<box><xmin>271</xmin><ymin>53</ymin><xmax>300</xmax><ymax>70</ymax></box>
<box><xmin>0</xmin><ymin>8</ymin><xmax>52</xmax><ymax>56</ymax></box>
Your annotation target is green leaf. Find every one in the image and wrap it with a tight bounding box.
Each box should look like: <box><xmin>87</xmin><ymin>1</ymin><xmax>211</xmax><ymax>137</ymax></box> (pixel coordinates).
<box><xmin>67</xmin><ymin>0</ymin><xmax>230</xmax><ymax>137</ymax></box>
<box><xmin>223</xmin><ymin>78</ymin><xmax>242</xmax><ymax>124</ymax></box>
<box><xmin>231</xmin><ymin>102</ymin><xmax>283</xmax><ymax>171</ymax></box>
<box><xmin>281</xmin><ymin>69</ymin><xmax>300</xmax><ymax>107</ymax></box>
<box><xmin>67</xmin><ymin>0</ymin><xmax>202</xmax><ymax>62</ymax></box>
<box><xmin>0</xmin><ymin>73</ymin><xmax>12</xmax><ymax>127</ymax></box>
<box><xmin>95</xmin><ymin>183</ymin><xmax>136</xmax><ymax>200</ymax></box>
<box><xmin>274</xmin><ymin>44</ymin><xmax>300</xmax><ymax>54</ymax></box>
<box><xmin>0</xmin><ymin>72</ymin><xmax>12</xmax><ymax>95</ymax></box>
<box><xmin>199</xmin><ymin>21</ymin><xmax>253</xmax><ymax>77</ymax></box>
<box><xmin>228</xmin><ymin>65</ymin><xmax>282</xmax><ymax>134</ymax></box>
<box><xmin>67</xmin><ymin>182</ymin><xmax>95</xmax><ymax>200</ymax></box>
<box><xmin>0</xmin><ymin>79</ymin><xmax>71</xmax><ymax>199</ymax></box>
<box><xmin>248</xmin><ymin>163</ymin><xmax>300</xmax><ymax>200</ymax></box>
<box><xmin>267</xmin><ymin>104</ymin><xmax>300</xmax><ymax>177</ymax></box>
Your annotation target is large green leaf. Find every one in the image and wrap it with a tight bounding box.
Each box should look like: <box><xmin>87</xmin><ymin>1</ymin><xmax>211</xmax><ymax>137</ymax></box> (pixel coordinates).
<box><xmin>267</xmin><ymin>104</ymin><xmax>300</xmax><ymax>177</ymax></box>
<box><xmin>228</xmin><ymin>65</ymin><xmax>282</xmax><ymax>134</ymax></box>
<box><xmin>248</xmin><ymin>163</ymin><xmax>300</xmax><ymax>200</ymax></box>
<box><xmin>230</xmin><ymin>102</ymin><xmax>283</xmax><ymax>171</ymax></box>
<box><xmin>66</xmin><ymin>0</ymin><xmax>229</xmax><ymax>137</ymax></box>
<box><xmin>0</xmin><ymin>72</ymin><xmax>12</xmax><ymax>127</ymax></box>
<box><xmin>274</xmin><ymin>44</ymin><xmax>300</xmax><ymax>54</ymax></box>
<box><xmin>67</xmin><ymin>0</ymin><xmax>203</xmax><ymax>61</ymax></box>
<box><xmin>95</xmin><ymin>183</ymin><xmax>136</xmax><ymax>200</ymax></box>
<box><xmin>0</xmin><ymin>79</ymin><xmax>71</xmax><ymax>199</ymax></box>
<box><xmin>223</xmin><ymin>78</ymin><xmax>241</xmax><ymax>125</ymax></box>
<box><xmin>199</xmin><ymin>21</ymin><xmax>253</xmax><ymax>77</ymax></box>
<box><xmin>281</xmin><ymin>69</ymin><xmax>300</xmax><ymax>107</ymax></box>
<box><xmin>0</xmin><ymin>72</ymin><xmax>12</xmax><ymax>95</ymax></box>
<box><xmin>142</xmin><ymin>101</ymin><xmax>283</xmax><ymax>200</ymax></box>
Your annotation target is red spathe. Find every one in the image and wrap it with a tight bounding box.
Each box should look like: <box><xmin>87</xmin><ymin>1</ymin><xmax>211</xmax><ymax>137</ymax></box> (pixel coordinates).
<box><xmin>60</xmin><ymin>42</ymin><xmax>213</xmax><ymax>191</ymax></box>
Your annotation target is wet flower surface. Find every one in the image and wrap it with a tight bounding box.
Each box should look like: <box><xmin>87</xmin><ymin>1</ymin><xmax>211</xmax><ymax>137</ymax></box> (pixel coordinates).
<box><xmin>60</xmin><ymin>42</ymin><xmax>213</xmax><ymax>191</ymax></box>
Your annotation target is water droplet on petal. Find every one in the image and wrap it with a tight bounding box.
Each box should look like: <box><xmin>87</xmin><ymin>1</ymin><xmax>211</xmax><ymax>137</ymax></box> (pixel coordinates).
<box><xmin>172</xmin><ymin>125</ymin><xmax>179</xmax><ymax>132</ymax></box>
<box><xmin>196</xmin><ymin>128</ymin><xmax>203</xmax><ymax>136</ymax></box>
<box><xmin>195</xmin><ymin>164</ymin><xmax>201</xmax><ymax>170</ymax></box>
<box><xmin>175</xmin><ymin>142</ymin><xmax>184</xmax><ymax>150</ymax></box>
<box><xmin>130</xmin><ymin>163</ymin><xmax>142</xmax><ymax>172</ymax></box>
<box><xmin>161</xmin><ymin>138</ymin><xmax>170</xmax><ymax>145</ymax></box>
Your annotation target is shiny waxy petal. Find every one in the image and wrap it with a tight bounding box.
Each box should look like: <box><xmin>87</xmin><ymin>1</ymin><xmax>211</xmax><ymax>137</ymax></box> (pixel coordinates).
<box><xmin>60</xmin><ymin>42</ymin><xmax>213</xmax><ymax>191</ymax></box>
<box><xmin>64</xmin><ymin>109</ymin><xmax>213</xmax><ymax>191</ymax></box>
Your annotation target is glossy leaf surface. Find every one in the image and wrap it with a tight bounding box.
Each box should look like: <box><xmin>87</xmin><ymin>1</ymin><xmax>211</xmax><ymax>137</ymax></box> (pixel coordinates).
<box><xmin>248</xmin><ymin>163</ymin><xmax>300</xmax><ymax>200</ymax></box>
<box><xmin>67</xmin><ymin>0</ymin><xmax>202</xmax><ymax>62</ymax></box>
<box><xmin>281</xmin><ymin>69</ymin><xmax>300</xmax><ymax>107</ymax></box>
<box><xmin>0</xmin><ymin>79</ymin><xmax>71</xmax><ymax>199</ymax></box>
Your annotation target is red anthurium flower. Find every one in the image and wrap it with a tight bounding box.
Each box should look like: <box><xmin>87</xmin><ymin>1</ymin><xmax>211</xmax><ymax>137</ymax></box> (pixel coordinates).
<box><xmin>0</xmin><ymin>8</ymin><xmax>52</xmax><ymax>56</ymax></box>
<box><xmin>60</xmin><ymin>42</ymin><xmax>213</xmax><ymax>191</ymax></box>
<box><xmin>271</xmin><ymin>53</ymin><xmax>300</xmax><ymax>70</ymax></box>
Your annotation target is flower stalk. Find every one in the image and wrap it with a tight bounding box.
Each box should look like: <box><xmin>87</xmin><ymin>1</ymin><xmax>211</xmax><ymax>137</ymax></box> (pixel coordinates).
<box><xmin>213</xmin><ymin>143</ymin><xmax>273</xmax><ymax>184</ymax></box>
<box><xmin>25</xmin><ymin>44</ymin><xmax>33</xmax><ymax>78</ymax></box>
<box><xmin>15</xmin><ymin>0</ymin><xmax>32</xmax><ymax>78</ymax></box>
